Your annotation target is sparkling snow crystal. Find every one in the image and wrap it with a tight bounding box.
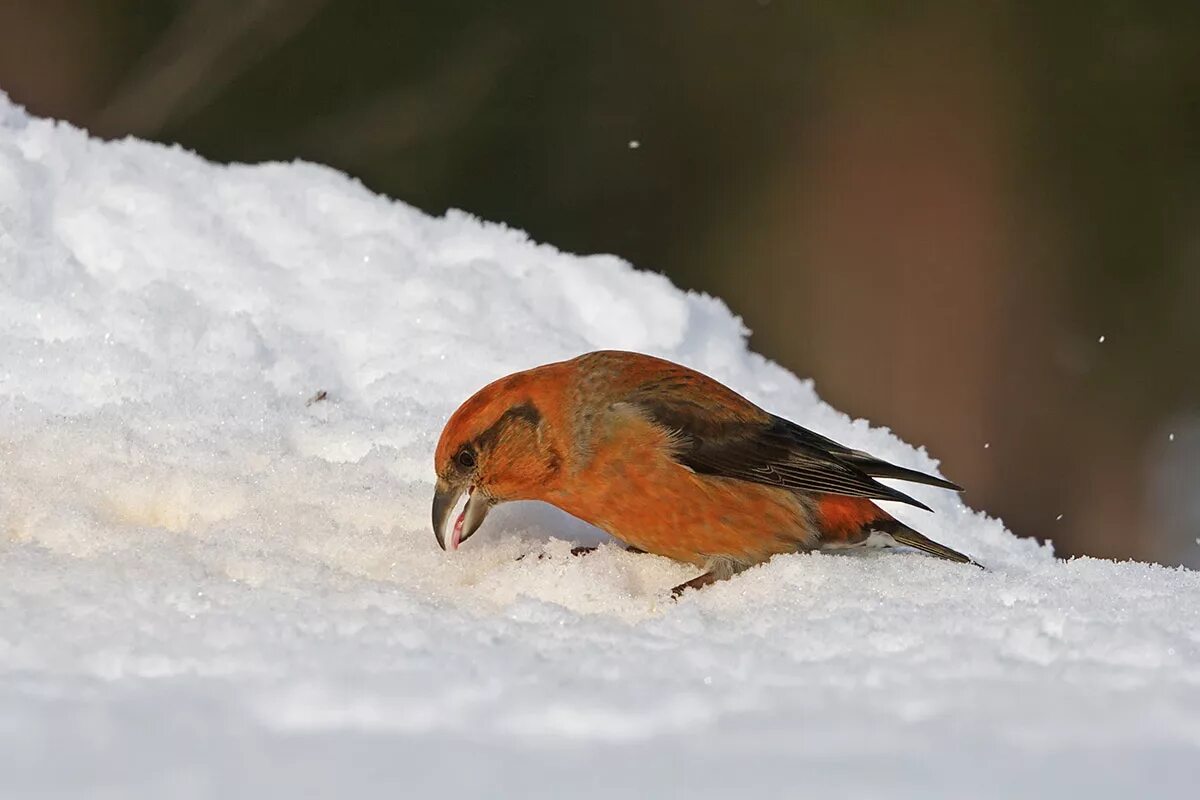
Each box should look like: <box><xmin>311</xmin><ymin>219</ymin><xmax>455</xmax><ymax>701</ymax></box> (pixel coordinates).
<box><xmin>1</xmin><ymin>95</ymin><xmax>1198</xmax><ymax>798</ymax></box>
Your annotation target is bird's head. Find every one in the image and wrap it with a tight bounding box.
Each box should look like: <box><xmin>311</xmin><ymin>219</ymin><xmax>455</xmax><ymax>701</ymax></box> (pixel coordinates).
<box><xmin>432</xmin><ymin>369</ymin><xmax>563</xmax><ymax>551</ymax></box>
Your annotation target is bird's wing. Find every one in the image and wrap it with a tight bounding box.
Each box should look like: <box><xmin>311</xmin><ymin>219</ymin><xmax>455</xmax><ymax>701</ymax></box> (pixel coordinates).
<box><xmin>624</xmin><ymin>376</ymin><xmax>953</xmax><ymax>511</ymax></box>
<box><xmin>772</xmin><ymin>421</ymin><xmax>962</xmax><ymax>492</ymax></box>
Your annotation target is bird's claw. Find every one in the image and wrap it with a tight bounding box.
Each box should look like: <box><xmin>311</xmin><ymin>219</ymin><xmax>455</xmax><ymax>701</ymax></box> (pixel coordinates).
<box><xmin>516</xmin><ymin>545</ymin><xmax>598</xmax><ymax>562</ymax></box>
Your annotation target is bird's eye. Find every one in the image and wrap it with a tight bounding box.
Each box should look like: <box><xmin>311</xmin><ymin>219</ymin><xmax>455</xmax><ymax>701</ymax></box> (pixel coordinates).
<box><xmin>455</xmin><ymin>448</ymin><xmax>476</xmax><ymax>469</ymax></box>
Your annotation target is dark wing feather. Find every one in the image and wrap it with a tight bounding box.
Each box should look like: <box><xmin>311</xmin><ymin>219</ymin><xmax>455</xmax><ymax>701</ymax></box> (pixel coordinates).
<box><xmin>773</xmin><ymin>420</ymin><xmax>963</xmax><ymax>491</ymax></box>
<box><xmin>629</xmin><ymin>387</ymin><xmax>955</xmax><ymax>510</ymax></box>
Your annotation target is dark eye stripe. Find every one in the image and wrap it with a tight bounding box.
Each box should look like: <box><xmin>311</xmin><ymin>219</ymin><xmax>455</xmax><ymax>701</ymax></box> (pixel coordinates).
<box><xmin>472</xmin><ymin>402</ymin><xmax>541</xmax><ymax>452</ymax></box>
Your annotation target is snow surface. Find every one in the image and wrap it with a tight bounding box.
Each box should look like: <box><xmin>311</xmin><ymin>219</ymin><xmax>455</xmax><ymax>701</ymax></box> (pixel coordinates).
<box><xmin>1</xmin><ymin>94</ymin><xmax>1198</xmax><ymax>798</ymax></box>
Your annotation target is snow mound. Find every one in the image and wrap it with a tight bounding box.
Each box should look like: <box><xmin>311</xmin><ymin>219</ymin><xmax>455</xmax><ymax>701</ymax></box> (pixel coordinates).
<box><xmin>1</xmin><ymin>94</ymin><xmax>1198</xmax><ymax>798</ymax></box>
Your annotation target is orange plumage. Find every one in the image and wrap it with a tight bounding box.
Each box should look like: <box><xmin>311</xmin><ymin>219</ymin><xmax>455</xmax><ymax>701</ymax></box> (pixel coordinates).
<box><xmin>432</xmin><ymin>350</ymin><xmax>978</xmax><ymax>594</ymax></box>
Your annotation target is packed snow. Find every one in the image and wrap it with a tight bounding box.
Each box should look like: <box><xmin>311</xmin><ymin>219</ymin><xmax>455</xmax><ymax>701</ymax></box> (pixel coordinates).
<box><xmin>1</xmin><ymin>94</ymin><xmax>1198</xmax><ymax>798</ymax></box>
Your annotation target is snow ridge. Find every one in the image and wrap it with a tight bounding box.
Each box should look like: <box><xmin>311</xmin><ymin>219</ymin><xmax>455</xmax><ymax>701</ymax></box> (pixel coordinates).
<box><xmin>1</xmin><ymin>93</ymin><xmax>1197</xmax><ymax>798</ymax></box>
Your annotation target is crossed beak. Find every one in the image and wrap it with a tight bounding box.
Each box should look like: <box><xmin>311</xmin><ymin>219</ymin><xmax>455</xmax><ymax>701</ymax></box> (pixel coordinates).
<box><xmin>432</xmin><ymin>481</ymin><xmax>493</xmax><ymax>551</ymax></box>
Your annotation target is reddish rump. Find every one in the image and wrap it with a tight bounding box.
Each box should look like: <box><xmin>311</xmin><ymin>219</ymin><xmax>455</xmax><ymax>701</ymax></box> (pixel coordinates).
<box><xmin>817</xmin><ymin>494</ymin><xmax>891</xmax><ymax>544</ymax></box>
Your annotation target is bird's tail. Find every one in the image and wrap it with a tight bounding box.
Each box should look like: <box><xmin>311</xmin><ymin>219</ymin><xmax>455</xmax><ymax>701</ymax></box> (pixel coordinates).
<box><xmin>875</xmin><ymin>520</ymin><xmax>983</xmax><ymax>568</ymax></box>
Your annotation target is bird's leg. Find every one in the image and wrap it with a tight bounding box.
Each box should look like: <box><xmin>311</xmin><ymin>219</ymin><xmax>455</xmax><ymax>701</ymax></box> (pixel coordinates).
<box><xmin>671</xmin><ymin>558</ymin><xmax>745</xmax><ymax>597</ymax></box>
<box><xmin>671</xmin><ymin>571</ymin><xmax>720</xmax><ymax>597</ymax></box>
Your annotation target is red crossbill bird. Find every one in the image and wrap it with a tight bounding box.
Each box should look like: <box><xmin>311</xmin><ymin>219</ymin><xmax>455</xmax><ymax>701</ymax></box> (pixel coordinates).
<box><xmin>432</xmin><ymin>350</ymin><xmax>979</xmax><ymax>595</ymax></box>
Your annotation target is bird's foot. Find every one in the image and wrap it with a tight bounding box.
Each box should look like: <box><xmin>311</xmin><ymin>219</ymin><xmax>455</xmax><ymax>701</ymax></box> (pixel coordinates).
<box><xmin>671</xmin><ymin>571</ymin><xmax>720</xmax><ymax>598</ymax></box>
<box><xmin>517</xmin><ymin>544</ymin><xmax>645</xmax><ymax>562</ymax></box>
<box><xmin>515</xmin><ymin>546</ymin><xmax>593</xmax><ymax>562</ymax></box>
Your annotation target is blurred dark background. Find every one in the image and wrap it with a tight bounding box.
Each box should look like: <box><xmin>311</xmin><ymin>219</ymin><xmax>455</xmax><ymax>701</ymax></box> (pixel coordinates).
<box><xmin>2</xmin><ymin>1</ymin><xmax>1197</xmax><ymax>566</ymax></box>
